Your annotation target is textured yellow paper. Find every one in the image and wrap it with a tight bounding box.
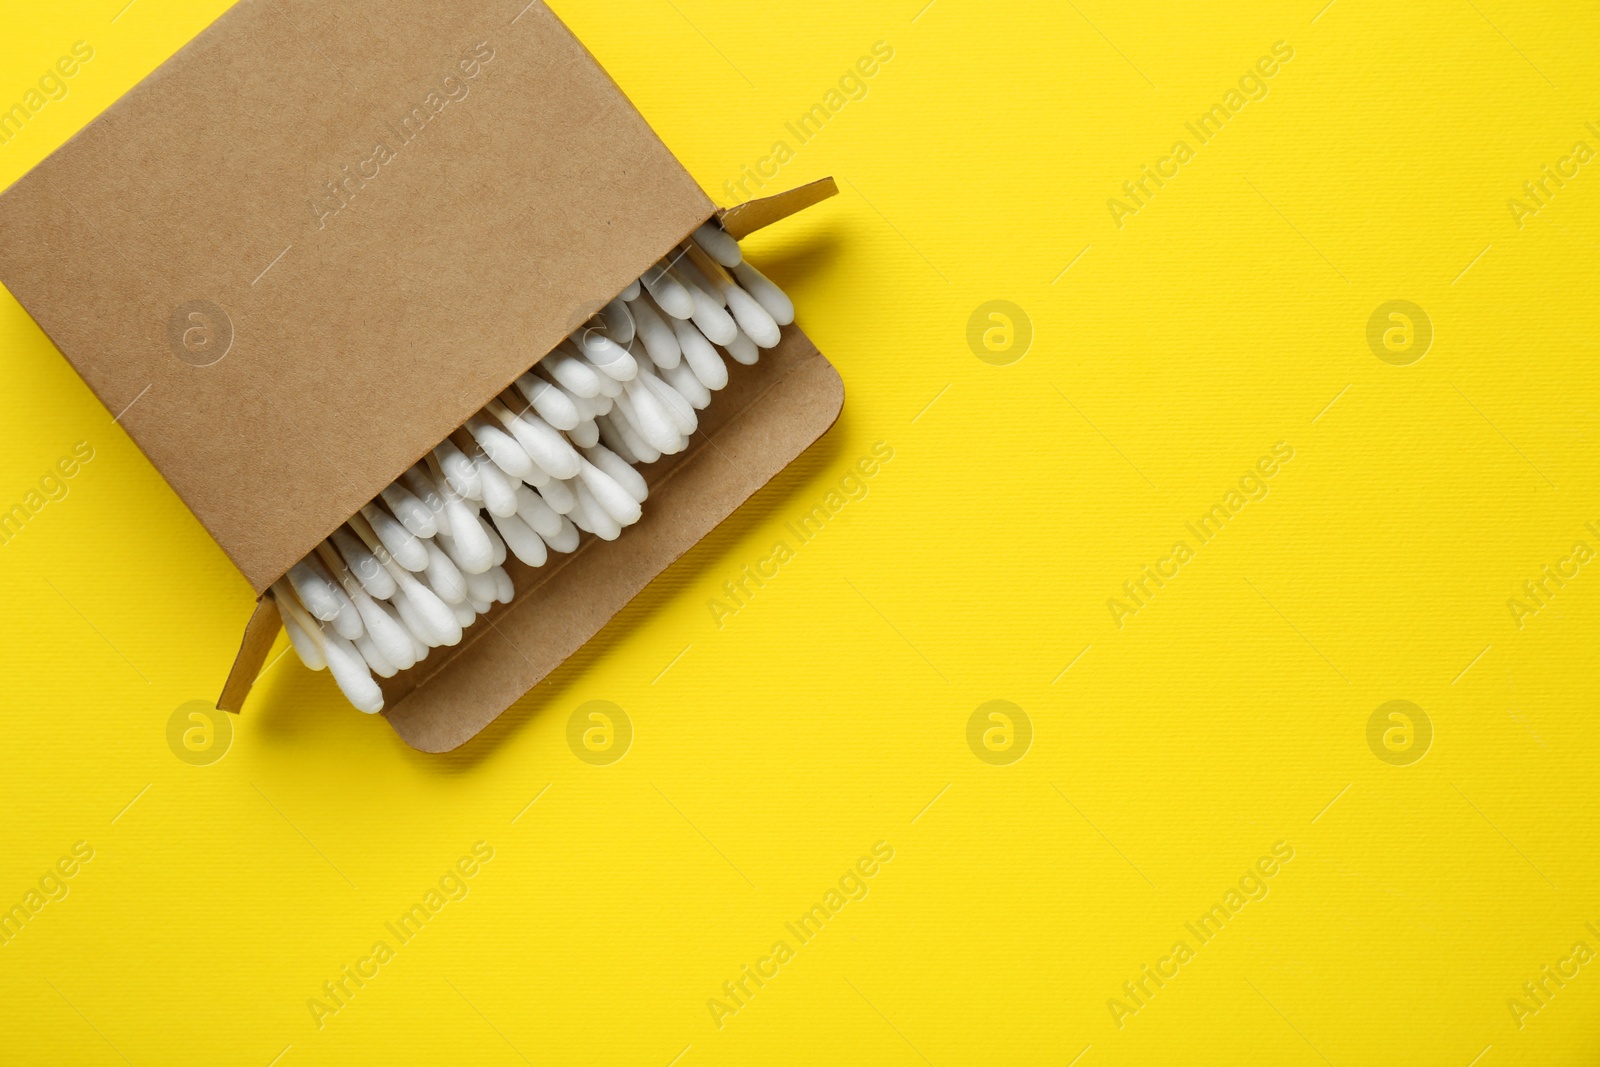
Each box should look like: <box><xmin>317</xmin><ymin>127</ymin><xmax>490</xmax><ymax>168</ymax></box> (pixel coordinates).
<box><xmin>1</xmin><ymin>2</ymin><xmax>1596</xmax><ymax>1064</ymax></box>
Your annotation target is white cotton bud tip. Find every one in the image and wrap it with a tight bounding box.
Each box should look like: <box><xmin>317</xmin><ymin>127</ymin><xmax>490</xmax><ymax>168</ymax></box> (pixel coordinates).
<box><xmin>568</xmin><ymin>418</ymin><xmax>600</xmax><ymax>449</ymax></box>
<box><xmin>514</xmin><ymin>484</ymin><xmax>563</xmax><ymax>538</ymax></box>
<box><xmin>280</xmin><ymin>609</ymin><xmax>326</xmax><ymax>671</ymax></box>
<box><xmin>576</xmin><ymin>456</ymin><xmax>642</xmax><ymax>527</ymax></box>
<box><xmin>543</xmin><ymin>353</ymin><xmax>603</xmax><ymax>398</ymax></box>
<box><xmin>354</xmin><ymin>632</ymin><xmax>398</xmax><ymax>679</ymax></box>
<box><xmin>491</xmin><ymin>566</ymin><xmax>515</xmax><ymax>604</ymax></box>
<box><xmin>679</xmin><ymin>271</ymin><xmax>738</xmax><ymax>345</ymax></box>
<box><xmin>572</xmin><ymin>480</ymin><xmax>623</xmax><ymax>541</ymax></box>
<box><xmin>732</xmin><ymin>261</ymin><xmax>795</xmax><ymax>326</ymax></box>
<box><xmin>287</xmin><ymin>561</ymin><xmax>343</xmax><ymax>622</ymax></box>
<box><xmin>516</xmin><ymin>373</ymin><xmax>581</xmax><ymax>430</ymax></box>
<box><xmin>332</xmin><ymin>527</ymin><xmax>395</xmax><ymax>600</ymax></box>
<box><xmin>391</xmin><ymin>590</ymin><xmax>434</xmax><ymax>650</ymax></box>
<box><xmin>483</xmin><ymin>514</ymin><xmax>508</xmax><ymax>567</ymax></box>
<box><xmin>423</xmin><ymin>539</ymin><xmax>468</xmax><ymax>604</ymax></box>
<box><xmin>368</xmin><ymin>598</ymin><xmax>417</xmax><ymax>671</ymax></box>
<box><xmin>724</xmin><ymin>286</ymin><xmax>780</xmax><ymax>349</ymax></box>
<box><xmin>599</xmin><ymin>298</ymin><xmax>635</xmax><ymax>346</ymax></box>
<box><xmin>492</xmin><ymin>509</ymin><xmax>549</xmax><ymax>567</ymax></box>
<box><xmin>503</xmin><ymin>409</ymin><xmax>582</xmax><ymax>481</ymax></box>
<box><xmin>450</xmin><ymin>510</ymin><xmax>495</xmax><ymax>574</ymax></box>
<box><xmin>694</xmin><ymin>223</ymin><xmax>743</xmax><ymax>267</ymax></box>
<box><xmin>723</xmin><ymin>328</ymin><xmax>760</xmax><ymax>366</ymax></box>
<box><xmin>602</xmin><ymin>409</ymin><xmax>659</xmax><ymax>464</ymax></box>
<box><xmin>380</xmin><ymin>483</ymin><xmax>438</xmax><ymax>538</ymax></box>
<box><xmin>435</xmin><ymin>440</ymin><xmax>482</xmax><ymax>499</ymax></box>
<box><xmin>401</xmin><ymin>468</ymin><xmax>451</xmax><ymax>537</ymax></box>
<box><xmin>574</xmin><ymin>331</ymin><xmax>638</xmax><ymax>381</ymax></box>
<box><xmin>661</xmin><ymin>358</ymin><xmax>712</xmax><ymax>410</ymax></box>
<box><xmin>673</xmin><ymin>317</ymin><xmax>729</xmax><ymax>391</ymax></box>
<box><xmin>642</xmin><ymin>262</ymin><xmax>695</xmax><ymax>319</ymax></box>
<box><xmin>546</xmin><ymin>514</ymin><xmax>581</xmax><ymax>553</ymax></box>
<box><xmin>449</xmin><ymin>597</ymin><xmax>477</xmax><ymax>628</ymax></box>
<box><xmin>468</xmin><ymin>417</ymin><xmax>536</xmax><ymax>482</ymax></box>
<box><xmin>586</xmin><ymin>444</ymin><xmax>648</xmax><ymax>504</ymax></box>
<box><xmin>536</xmin><ymin>476</ymin><xmax>578</xmax><ymax>515</ymax></box>
<box><xmin>476</xmin><ymin>458</ymin><xmax>521</xmax><ymax>518</ymax></box>
<box><xmin>616</xmin><ymin>386</ymin><xmax>679</xmax><ymax>456</ymax></box>
<box><xmin>628</xmin><ymin>294</ymin><xmax>682</xmax><ymax>369</ymax></box>
<box><xmin>595</xmin><ymin>413</ymin><xmax>639</xmax><ymax>464</ymax></box>
<box><xmin>462</xmin><ymin>565</ymin><xmax>499</xmax><ymax>606</ymax></box>
<box><xmin>347</xmin><ymin>581</ymin><xmax>415</xmax><ymax>671</ymax></box>
<box><xmin>363</xmin><ymin>504</ymin><xmax>428</xmax><ymax>571</ymax></box>
<box><xmin>399</xmin><ymin>571</ymin><xmax>463</xmax><ymax>646</ymax></box>
<box><xmin>322</xmin><ymin>634</ymin><xmax>385</xmax><ymax>713</ymax></box>
<box><xmin>621</xmin><ymin>279</ymin><xmax>641</xmax><ymax>302</ymax></box>
<box><xmin>640</xmin><ymin>370</ymin><xmax>698</xmax><ymax>436</ymax></box>
<box><xmin>678</xmin><ymin>258</ymin><xmax>726</xmax><ymax>308</ymax></box>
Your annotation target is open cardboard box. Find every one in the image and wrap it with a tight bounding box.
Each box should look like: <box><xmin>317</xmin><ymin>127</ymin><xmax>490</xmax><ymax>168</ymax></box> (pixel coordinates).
<box><xmin>0</xmin><ymin>0</ymin><xmax>844</xmax><ymax>751</ymax></box>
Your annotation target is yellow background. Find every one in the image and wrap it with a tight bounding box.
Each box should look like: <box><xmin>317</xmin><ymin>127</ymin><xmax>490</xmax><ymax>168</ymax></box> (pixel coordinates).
<box><xmin>2</xmin><ymin>0</ymin><xmax>1598</xmax><ymax>1063</ymax></box>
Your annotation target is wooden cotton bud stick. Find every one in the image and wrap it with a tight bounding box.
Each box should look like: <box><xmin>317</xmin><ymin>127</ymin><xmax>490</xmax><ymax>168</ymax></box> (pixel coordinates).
<box><xmin>693</xmin><ymin>222</ymin><xmax>743</xmax><ymax>267</ymax></box>
<box><xmin>360</xmin><ymin>503</ymin><xmax>428</xmax><ymax>571</ymax></box>
<box><xmin>732</xmin><ymin>260</ymin><xmax>795</xmax><ymax>326</ymax></box>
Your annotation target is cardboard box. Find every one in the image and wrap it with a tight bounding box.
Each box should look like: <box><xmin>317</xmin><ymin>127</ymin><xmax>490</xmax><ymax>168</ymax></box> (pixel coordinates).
<box><xmin>0</xmin><ymin>0</ymin><xmax>843</xmax><ymax>751</ymax></box>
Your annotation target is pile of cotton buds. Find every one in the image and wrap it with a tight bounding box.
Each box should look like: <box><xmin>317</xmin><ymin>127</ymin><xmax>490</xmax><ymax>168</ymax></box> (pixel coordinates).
<box><xmin>271</xmin><ymin>223</ymin><xmax>794</xmax><ymax>712</ymax></box>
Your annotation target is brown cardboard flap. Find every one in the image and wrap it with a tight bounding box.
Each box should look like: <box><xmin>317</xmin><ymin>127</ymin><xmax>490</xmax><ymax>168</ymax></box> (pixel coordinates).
<box><xmin>218</xmin><ymin>598</ymin><xmax>282</xmax><ymax>713</ymax></box>
<box><xmin>384</xmin><ymin>326</ymin><xmax>843</xmax><ymax>752</ymax></box>
<box><xmin>0</xmin><ymin>0</ymin><xmax>714</xmax><ymax>595</ymax></box>
<box><xmin>719</xmin><ymin>178</ymin><xmax>839</xmax><ymax>240</ymax></box>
